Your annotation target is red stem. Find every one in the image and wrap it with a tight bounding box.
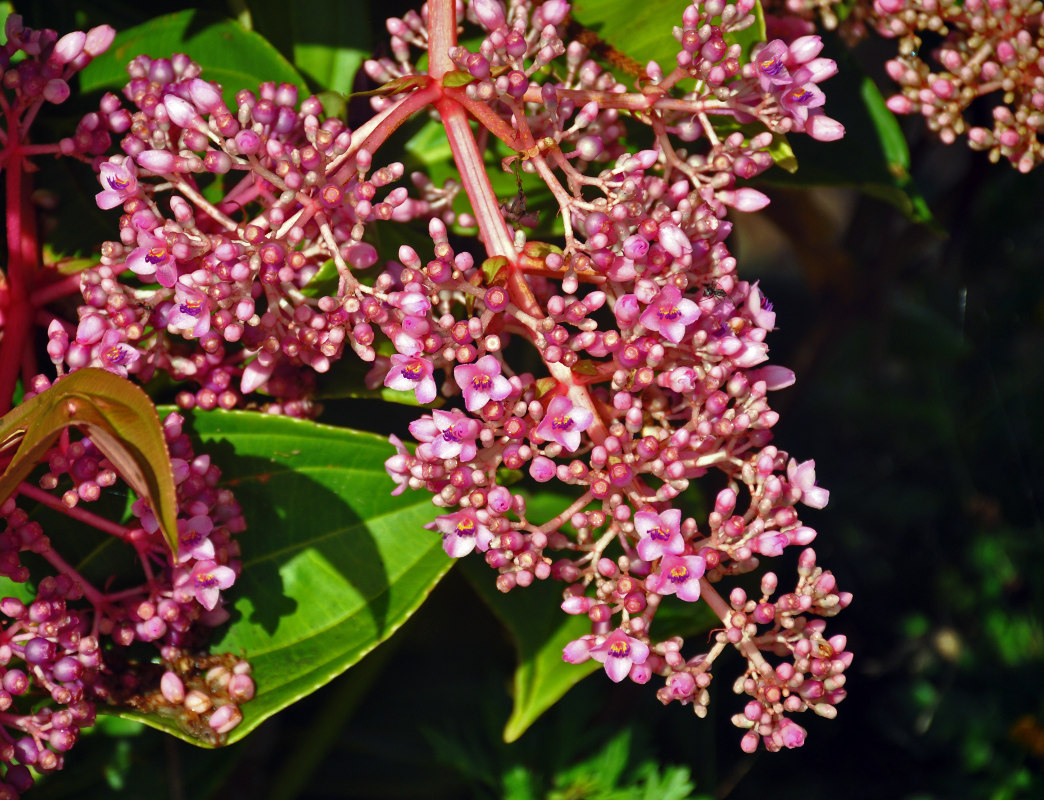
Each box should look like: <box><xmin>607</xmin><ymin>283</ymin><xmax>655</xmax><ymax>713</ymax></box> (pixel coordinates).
<box><xmin>0</xmin><ymin>135</ymin><xmax>34</xmax><ymax>414</ymax></box>
<box><xmin>17</xmin><ymin>482</ymin><xmax>136</xmax><ymax>542</ymax></box>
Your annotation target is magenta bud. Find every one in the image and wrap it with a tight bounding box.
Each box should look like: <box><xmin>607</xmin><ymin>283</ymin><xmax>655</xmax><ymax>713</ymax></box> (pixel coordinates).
<box><xmin>52</xmin><ymin>656</ymin><xmax>83</xmax><ymax>683</ymax></box>
<box><xmin>53</xmin><ymin>31</ymin><xmax>87</xmax><ymax>65</ymax></box>
<box><xmin>84</xmin><ymin>24</ymin><xmax>116</xmax><ymax>56</ymax></box>
<box><xmin>184</xmin><ymin>689</ymin><xmax>212</xmax><ymax>713</ymax></box>
<box><xmin>629</xmin><ymin>663</ymin><xmax>652</xmax><ymax>684</ymax></box>
<box><xmin>228</xmin><ymin>673</ymin><xmax>256</xmax><ymax>703</ymax></box>
<box><xmin>208</xmin><ymin>704</ymin><xmax>243</xmax><ymax>734</ymax></box>
<box><xmin>137</xmin><ymin>149</ymin><xmax>177</xmax><ymax>173</ymax></box>
<box><xmin>13</xmin><ymin>737</ymin><xmax>39</xmax><ymax>765</ymax></box>
<box><xmin>3</xmin><ymin>669</ymin><xmax>29</xmax><ymax>695</ymax></box>
<box><xmin>24</xmin><ymin>638</ymin><xmax>56</xmax><ymax>665</ymax></box>
<box><xmin>1</xmin><ymin>598</ymin><xmax>26</xmax><ymax>618</ymax></box>
<box><xmin>189</xmin><ymin>78</ymin><xmax>223</xmax><ymax>112</ymax></box>
<box><xmin>160</xmin><ymin>671</ymin><xmax>185</xmax><ymax>704</ymax></box>
<box><xmin>562</xmin><ymin>637</ymin><xmax>593</xmax><ymax>664</ymax></box>
<box><xmin>561</xmin><ymin>595</ymin><xmax>591</xmax><ymax>615</ymax></box>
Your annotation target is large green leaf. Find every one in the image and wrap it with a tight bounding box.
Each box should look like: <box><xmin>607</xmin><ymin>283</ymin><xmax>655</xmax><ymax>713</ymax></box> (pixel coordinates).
<box><xmin>110</xmin><ymin>410</ymin><xmax>450</xmax><ymax>744</ymax></box>
<box><xmin>79</xmin><ymin>9</ymin><xmax>308</xmax><ymax>105</ymax></box>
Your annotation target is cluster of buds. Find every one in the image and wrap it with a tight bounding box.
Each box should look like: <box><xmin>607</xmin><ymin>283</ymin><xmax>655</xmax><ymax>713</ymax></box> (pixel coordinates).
<box><xmin>761</xmin><ymin>0</ymin><xmax>1044</xmax><ymax>171</ymax></box>
<box><xmin>0</xmin><ymin>410</ymin><xmax>250</xmax><ymax>795</ymax></box>
<box><xmin>875</xmin><ymin>0</ymin><xmax>1044</xmax><ymax>172</ymax></box>
<box><xmin>0</xmin><ymin>16</ymin><xmax>255</xmax><ymax>797</ymax></box>
<box><xmin>376</xmin><ymin>0</ymin><xmax>851</xmax><ymax>751</ymax></box>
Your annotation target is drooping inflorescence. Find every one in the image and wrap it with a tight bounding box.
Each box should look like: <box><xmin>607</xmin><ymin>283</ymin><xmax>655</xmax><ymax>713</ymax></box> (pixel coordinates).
<box><xmin>0</xmin><ymin>17</ymin><xmax>254</xmax><ymax>796</ymax></box>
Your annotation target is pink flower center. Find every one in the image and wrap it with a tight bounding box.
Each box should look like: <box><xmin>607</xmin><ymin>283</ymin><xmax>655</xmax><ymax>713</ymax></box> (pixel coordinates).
<box><xmin>607</xmin><ymin>639</ymin><xmax>631</xmax><ymax>658</ymax></box>
<box><xmin>194</xmin><ymin>571</ymin><xmax>217</xmax><ymax>588</ymax></box>
<box><xmin>551</xmin><ymin>414</ymin><xmax>573</xmax><ymax>431</ymax></box>
<box><xmin>668</xmin><ymin>564</ymin><xmax>689</xmax><ymax>583</ymax></box>
<box><xmin>441</xmin><ymin>428</ymin><xmax>462</xmax><ymax>444</ymax></box>
<box><xmin>789</xmin><ymin>87</ymin><xmax>811</xmax><ymax>104</ymax></box>
<box><xmin>455</xmin><ymin>517</ymin><xmax>475</xmax><ymax>536</ymax></box>
<box><xmin>648</xmin><ymin>524</ymin><xmax>669</xmax><ymax>542</ymax></box>
<box><xmin>108</xmin><ymin>174</ymin><xmax>130</xmax><ymax>190</ymax></box>
<box><xmin>104</xmin><ymin>345</ymin><xmax>128</xmax><ymax>365</ymax></box>
<box><xmin>145</xmin><ymin>246</ymin><xmax>170</xmax><ymax>264</ymax></box>
<box><xmin>759</xmin><ymin>57</ymin><xmax>783</xmax><ymax>76</ymax></box>
<box><xmin>657</xmin><ymin>303</ymin><xmax>681</xmax><ymax>321</ymax></box>
<box><xmin>471</xmin><ymin>375</ymin><xmax>492</xmax><ymax>390</ymax></box>
<box><xmin>401</xmin><ymin>363</ymin><xmax>422</xmax><ymax>380</ymax></box>
<box><xmin>179</xmin><ymin>298</ymin><xmax>204</xmax><ymax>316</ymax></box>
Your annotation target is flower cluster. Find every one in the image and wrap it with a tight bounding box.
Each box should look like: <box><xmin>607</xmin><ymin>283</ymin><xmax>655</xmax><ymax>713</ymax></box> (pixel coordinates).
<box><xmin>762</xmin><ymin>0</ymin><xmax>1044</xmax><ymax>172</ymax></box>
<box><xmin>0</xmin><ymin>410</ymin><xmax>250</xmax><ymax>795</ymax></box>
<box><xmin>374</xmin><ymin>0</ymin><xmax>851</xmax><ymax>751</ymax></box>
<box><xmin>876</xmin><ymin>0</ymin><xmax>1044</xmax><ymax>172</ymax></box>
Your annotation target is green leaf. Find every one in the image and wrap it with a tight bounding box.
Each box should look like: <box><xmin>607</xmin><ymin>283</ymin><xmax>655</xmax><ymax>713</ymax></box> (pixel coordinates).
<box><xmin>443</xmin><ymin>69</ymin><xmax>477</xmax><ymax>88</ymax></box>
<box><xmin>250</xmin><ymin>0</ymin><xmax>372</xmax><ymax>95</ymax></box>
<box><xmin>570</xmin><ymin>0</ymin><xmax>765</xmax><ymax>76</ymax></box>
<box><xmin>461</xmin><ymin>557</ymin><xmax>600</xmax><ymax>743</ymax></box>
<box><xmin>0</xmin><ymin>368</ymin><xmax>179</xmax><ymax>552</ymax></box>
<box><xmin>79</xmin><ymin>10</ymin><xmax>308</xmax><ymax>106</ymax></box>
<box><xmin>109</xmin><ymin>410</ymin><xmax>449</xmax><ymax>745</ymax></box>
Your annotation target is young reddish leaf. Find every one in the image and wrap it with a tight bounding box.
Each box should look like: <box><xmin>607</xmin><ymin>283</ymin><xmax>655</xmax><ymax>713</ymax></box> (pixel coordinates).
<box><xmin>441</xmin><ymin>69</ymin><xmax>477</xmax><ymax>88</ymax></box>
<box><xmin>481</xmin><ymin>255</ymin><xmax>510</xmax><ymax>284</ymax></box>
<box><xmin>0</xmin><ymin>369</ymin><xmax>179</xmax><ymax>552</ymax></box>
<box><xmin>347</xmin><ymin>73</ymin><xmax>430</xmax><ymax>99</ymax></box>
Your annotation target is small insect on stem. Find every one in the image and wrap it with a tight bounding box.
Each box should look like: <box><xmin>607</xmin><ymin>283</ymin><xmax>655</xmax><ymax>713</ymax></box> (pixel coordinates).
<box><xmin>500</xmin><ymin>157</ymin><xmax>527</xmax><ymax>220</ymax></box>
<box><xmin>703</xmin><ymin>283</ymin><xmax>728</xmax><ymax>300</ymax></box>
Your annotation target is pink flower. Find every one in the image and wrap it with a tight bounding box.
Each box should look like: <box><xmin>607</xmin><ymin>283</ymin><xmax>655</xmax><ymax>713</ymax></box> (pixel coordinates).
<box><xmin>639</xmin><ymin>285</ymin><xmax>700</xmax><ymax>343</ymax></box>
<box><xmin>778</xmin><ymin>719</ymin><xmax>808</xmax><ymax>749</ymax></box>
<box><xmin>168</xmin><ymin>283</ymin><xmax>211</xmax><ymax>338</ymax></box>
<box><xmin>454</xmin><ymin>355</ymin><xmax>511</xmax><ymax>412</ymax></box>
<box><xmin>385</xmin><ymin>354</ymin><xmax>436</xmax><ymax>404</ymax></box>
<box><xmin>589</xmin><ymin>629</ymin><xmax>649</xmax><ymax>683</ymax></box>
<box><xmin>787</xmin><ymin>459</ymin><xmax>829</xmax><ymax>509</ymax></box>
<box><xmin>182</xmin><ymin>560</ymin><xmax>236</xmax><ymax>611</ymax></box>
<box><xmin>753</xmin><ymin>40</ymin><xmax>792</xmax><ymax>91</ymax></box>
<box><xmin>534</xmin><ymin>395</ymin><xmax>593</xmax><ymax>452</ymax></box>
<box><xmin>127</xmin><ymin>235</ymin><xmax>178</xmax><ymax>287</ymax></box>
<box><xmin>781</xmin><ymin>83</ymin><xmax>825</xmax><ymax>123</ymax></box>
<box><xmin>646</xmin><ymin>554</ymin><xmax>706</xmax><ymax>601</ymax></box>
<box><xmin>96</xmin><ymin>329</ymin><xmax>138</xmax><ymax>376</ymax></box>
<box><xmin>746</xmin><ymin>282</ymin><xmax>776</xmax><ymax>330</ymax></box>
<box><xmin>635</xmin><ymin>508</ymin><xmax>685</xmax><ymax>561</ymax></box>
<box><xmin>176</xmin><ymin>515</ymin><xmax>215</xmax><ymax>563</ymax></box>
<box><xmin>95</xmin><ymin>158</ymin><xmax>138</xmax><ymax>209</ymax></box>
<box><xmin>410</xmin><ymin>409</ymin><xmax>480</xmax><ymax>462</ymax></box>
<box><xmin>428</xmin><ymin>509</ymin><xmax>493</xmax><ymax>557</ymax></box>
